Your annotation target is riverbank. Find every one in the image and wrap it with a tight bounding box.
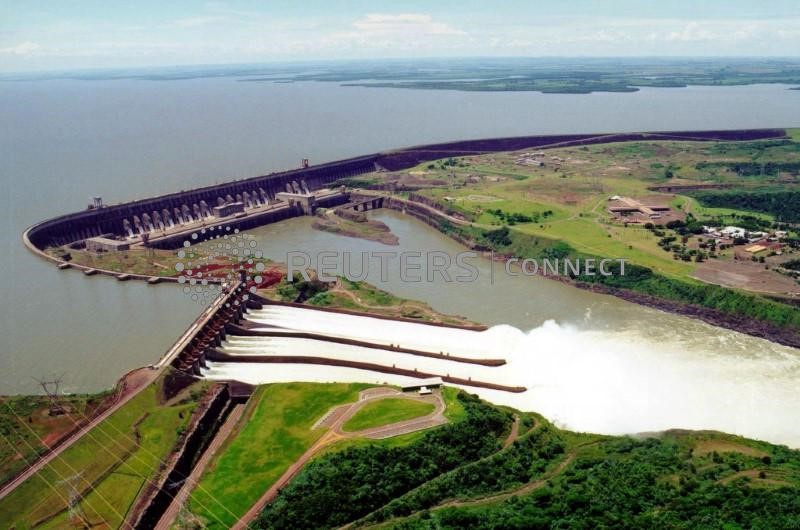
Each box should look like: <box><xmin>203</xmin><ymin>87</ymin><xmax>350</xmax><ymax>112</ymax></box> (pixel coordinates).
<box><xmin>377</xmin><ymin>193</ymin><xmax>800</xmax><ymax>349</ymax></box>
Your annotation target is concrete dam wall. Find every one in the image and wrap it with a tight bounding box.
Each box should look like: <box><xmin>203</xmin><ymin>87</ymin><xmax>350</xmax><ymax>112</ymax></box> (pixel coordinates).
<box><xmin>23</xmin><ymin>128</ymin><xmax>785</xmax><ymax>256</ymax></box>
<box><xmin>24</xmin><ymin>154</ymin><xmax>379</xmax><ymax>252</ymax></box>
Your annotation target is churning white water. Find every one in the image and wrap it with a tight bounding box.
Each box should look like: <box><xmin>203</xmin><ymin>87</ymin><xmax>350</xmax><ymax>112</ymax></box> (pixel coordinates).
<box><xmin>478</xmin><ymin>322</ymin><xmax>800</xmax><ymax>447</ymax></box>
<box><xmin>205</xmin><ymin>307</ymin><xmax>800</xmax><ymax>448</ymax></box>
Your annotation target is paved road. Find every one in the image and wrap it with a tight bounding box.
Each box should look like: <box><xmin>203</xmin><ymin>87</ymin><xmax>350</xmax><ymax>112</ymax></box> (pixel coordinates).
<box><xmin>233</xmin><ymin>388</ymin><xmax>447</xmax><ymax>529</ymax></box>
<box><xmin>0</xmin><ymin>367</ymin><xmax>157</xmax><ymax>502</ymax></box>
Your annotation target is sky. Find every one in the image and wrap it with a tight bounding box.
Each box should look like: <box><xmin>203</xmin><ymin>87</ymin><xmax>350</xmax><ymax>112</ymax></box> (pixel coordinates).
<box><xmin>1</xmin><ymin>1</ymin><xmax>799</xmax><ymax>72</ymax></box>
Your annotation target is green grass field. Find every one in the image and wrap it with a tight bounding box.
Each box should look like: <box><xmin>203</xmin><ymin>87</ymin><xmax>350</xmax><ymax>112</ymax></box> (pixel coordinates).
<box><xmin>375</xmin><ymin>138</ymin><xmax>800</xmax><ymax>287</ymax></box>
<box><xmin>0</xmin><ymin>392</ymin><xmax>113</xmax><ymax>486</ymax></box>
<box><xmin>342</xmin><ymin>398</ymin><xmax>435</xmax><ymax>432</ymax></box>
<box><xmin>0</xmin><ymin>379</ymin><xmax>198</xmax><ymax>528</ymax></box>
<box><xmin>313</xmin><ymin>387</ymin><xmax>466</xmax><ymax>457</ymax></box>
<box><xmin>188</xmin><ymin>382</ymin><xmax>369</xmax><ymax>529</ymax></box>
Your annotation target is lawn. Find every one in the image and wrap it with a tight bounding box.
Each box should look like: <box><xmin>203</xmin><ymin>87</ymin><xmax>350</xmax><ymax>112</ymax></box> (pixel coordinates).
<box><xmin>342</xmin><ymin>398</ymin><xmax>436</xmax><ymax>432</ymax></box>
<box><xmin>188</xmin><ymin>382</ymin><xmax>369</xmax><ymax>529</ymax></box>
<box><xmin>314</xmin><ymin>387</ymin><xmax>465</xmax><ymax>457</ymax></box>
<box><xmin>389</xmin><ymin>137</ymin><xmax>800</xmax><ymax>285</ymax></box>
<box><xmin>514</xmin><ymin>217</ymin><xmax>695</xmax><ymax>277</ymax></box>
<box><xmin>0</xmin><ymin>379</ymin><xmax>198</xmax><ymax>528</ymax></box>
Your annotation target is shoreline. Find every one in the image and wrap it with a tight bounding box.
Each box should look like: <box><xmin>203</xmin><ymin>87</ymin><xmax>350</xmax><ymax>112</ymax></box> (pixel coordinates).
<box><xmin>379</xmin><ymin>195</ymin><xmax>800</xmax><ymax>350</ymax></box>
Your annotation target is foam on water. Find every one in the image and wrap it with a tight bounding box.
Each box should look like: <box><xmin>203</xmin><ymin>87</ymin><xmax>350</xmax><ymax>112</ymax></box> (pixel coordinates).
<box><xmin>206</xmin><ymin>312</ymin><xmax>800</xmax><ymax>447</ymax></box>
<box><xmin>479</xmin><ymin>321</ymin><xmax>800</xmax><ymax>446</ymax></box>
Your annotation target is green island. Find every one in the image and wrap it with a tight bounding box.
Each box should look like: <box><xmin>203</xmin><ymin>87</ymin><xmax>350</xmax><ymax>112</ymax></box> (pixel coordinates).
<box><xmin>244</xmin><ymin>58</ymin><xmax>800</xmax><ymax>94</ymax></box>
<box><xmin>342</xmin><ymin>398</ymin><xmax>436</xmax><ymax>433</ymax></box>
<box><xmin>13</xmin><ymin>58</ymin><xmax>800</xmax><ymax>95</ymax></box>
<box><xmin>312</xmin><ymin>207</ymin><xmax>399</xmax><ymax>245</ymax></box>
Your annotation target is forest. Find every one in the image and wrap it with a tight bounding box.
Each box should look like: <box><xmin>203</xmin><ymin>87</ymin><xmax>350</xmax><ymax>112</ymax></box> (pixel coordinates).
<box><xmin>691</xmin><ymin>190</ymin><xmax>800</xmax><ymax>223</ymax></box>
<box><xmin>253</xmin><ymin>390</ymin><xmax>800</xmax><ymax>529</ymax></box>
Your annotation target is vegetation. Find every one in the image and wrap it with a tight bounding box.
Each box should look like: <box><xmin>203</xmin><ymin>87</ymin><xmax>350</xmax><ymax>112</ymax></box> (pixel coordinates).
<box><xmin>189</xmin><ymin>382</ymin><xmax>368</xmax><ymax>529</ymax></box>
<box><xmin>782</xmin><ymin>259</ymin><xmax>800</xmax><ymax>272</ymax></box>
<box><xmin>262</xmin><ymin>273</ymin><xmax>477</xmax><ymax>326</ymax></box>
<box><xmin>312</xmin><ymin>209</ymin><xmax>399</xmax><ymax>245</ymax></box>
<box><xmin>342</xmin><ymin>398</ymin><xmax>436</xmax><ymax>432</ymax></box>
<box><xmin>0</xmin><ymin>391</ymin><xmax>112</xmax><ymax>485</ymax></box>
<box><xmin>472</xmin><ymin>223</ymin><xmax>800</xmax><ymax>331</ymax></box>
<box><xmin>237</xmin><ymin>58</ymin><xmax>800</xmax><ymax>94</ymax></box>
<box><xmin>365</xmin><ymin>136</ymin><xmax>800</xmax><ymax>334</ymax></box>
<box><xmin>255</xmin><ymin>391</ymin><xmax>512</xmax><ymax>529</ymax></box>
<box><xmin>692</xmin><ymin>190</ymin><xmax>800</xmax><ymax>223</ymax></box>
<box><xmin>695</xmin><ymin>161</ymin><xmax>800</xmax><ymax>177</ymax></box>
<box><xmin>276</xmin><ymin>272</ymin><xmax>330</xmax><ymax>303</ymax></box>
<box><xmin>386</xmin><ymin>433</ymin><xmax>800</xmax><ymax>529</ymax></box>
<box><xmin>360</xmin><ymin>423</ymin><xmax>570</xmax><ymax>525</ymax></box>
<box><xmin>0</xmin><ymin>376</ymin><xmax>202</xmax><ymax>528</ymax></box>
<box><xmin>22</xmin><ymin>58</ymin><xmax>800</xmax><ymax>95</ymax></box>
<box><xmin>241</xmin><ymin>386</ymin><xmax>800</xmax><ymax>530</ymax></box>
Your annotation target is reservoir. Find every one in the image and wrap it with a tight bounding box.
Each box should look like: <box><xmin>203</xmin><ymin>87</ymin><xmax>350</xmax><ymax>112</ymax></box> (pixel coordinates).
<box><xmin>1</xmin><ymin>75</ymin><xmax>799</xmax><ymax>419</ymax></box>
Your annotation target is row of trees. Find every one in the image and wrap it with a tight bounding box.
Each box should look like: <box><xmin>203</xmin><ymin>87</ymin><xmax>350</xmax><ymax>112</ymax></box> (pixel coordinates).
<box><xmin>487</xmin><ymin>208</ymin><xmax>554</xmax><ymax>225</ymax></box>
<box><xmin>692</xmin><ymin>190</ymin><xmax>800</xmax><ymax>223</ymax></box>
<box><xmin>462</xmin><ymin>223</ymin><xmax>800</xmax><ymax>330</ymax></box>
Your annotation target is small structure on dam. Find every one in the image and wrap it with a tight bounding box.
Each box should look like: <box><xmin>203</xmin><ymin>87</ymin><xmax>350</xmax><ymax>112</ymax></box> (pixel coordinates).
<box><xmin>212</xmin><ymin>201</ymin><xmax>245</xmax><ymax>218</ymax></box>
<box><xmin>84</xmin><ymin>234</ymin><xmax>131</xmax><ymax>252</ymax></box>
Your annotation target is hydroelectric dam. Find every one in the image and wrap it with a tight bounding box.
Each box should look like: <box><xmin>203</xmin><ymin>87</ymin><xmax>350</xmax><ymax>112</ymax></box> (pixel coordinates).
<box><xmin>20</xmin><ymin>128</ymin><xmax>787</xmax><ymax>394</ymax></box>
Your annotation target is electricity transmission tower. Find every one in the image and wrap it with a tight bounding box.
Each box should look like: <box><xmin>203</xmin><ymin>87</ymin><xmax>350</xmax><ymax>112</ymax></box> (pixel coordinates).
<box><xmin>33</xmin><ymin>375</ymin><xmax>67</xmax><ymax>416</ymax></box>
<box><xmin>57</xmin><ymin>471</ymin><xmax>91</xmax><ymax>528</ymax></box>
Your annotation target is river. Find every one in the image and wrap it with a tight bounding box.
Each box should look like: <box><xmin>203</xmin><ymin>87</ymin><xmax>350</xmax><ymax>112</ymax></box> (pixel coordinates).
<box><xmin>1</xmin><ymin>78</ymin><xmax>799</xmax><ymax>396</ymax></box>
<box><xmin>210</xmin><ymin>211</ymin><xmax>800</xmax><ymax>446</ymax></box>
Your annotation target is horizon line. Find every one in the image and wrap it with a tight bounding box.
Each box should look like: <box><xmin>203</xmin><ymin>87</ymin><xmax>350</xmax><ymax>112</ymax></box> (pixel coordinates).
<box><xmin>3</xmin><ymin>54</ymin><xmax>800</xmax><ymax>77</ymax></box>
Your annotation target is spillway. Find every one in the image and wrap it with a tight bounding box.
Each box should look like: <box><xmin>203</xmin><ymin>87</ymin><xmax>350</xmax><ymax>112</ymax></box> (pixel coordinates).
<box><xmin>217</xmin><ymin>335</ymin><xmax>502</xmax><ymax>382</ymax></box>
<box><xmin>244</xmin><ymin>305</ymin><xmax>495</xmax><ymax>358</ymax></box>
<box><xmin>204</xmin><ymin>308</ymin><xmax>800</xmax><ymax>448</ymax></box>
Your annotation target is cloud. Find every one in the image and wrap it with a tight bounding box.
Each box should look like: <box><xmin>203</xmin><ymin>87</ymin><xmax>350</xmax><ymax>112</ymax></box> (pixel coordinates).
<box><xmin>168</xmin><ymin>15</ymin><xmax>228</xmax><ymax>29</ymax></box>
<box><xmin>351</xmin><ymin>13</ymin><xmax>465</xmax><ymax>36</ymax></box>
<box><xmin>311</xmin><ymin>13</ymin><xmax>467</xmax><ymax>54</ymax></box>
<box><xmin>0</xmin><ymin>41</ymin><xmax>41</xmax><ymax>55</ymax></box>
<box><xmin>666</xmin><ymin>21</ymin><xmax>715</xmax><ymax>42</ymax></box>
